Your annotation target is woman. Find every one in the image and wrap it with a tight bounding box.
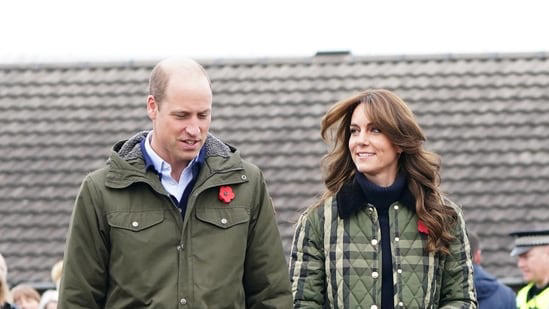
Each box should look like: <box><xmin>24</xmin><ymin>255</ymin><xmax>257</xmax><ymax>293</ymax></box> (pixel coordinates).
<box><xmin>289</xmin><ymin>89</ymin><xmax>476</xmax><ymax>308</ymax></box>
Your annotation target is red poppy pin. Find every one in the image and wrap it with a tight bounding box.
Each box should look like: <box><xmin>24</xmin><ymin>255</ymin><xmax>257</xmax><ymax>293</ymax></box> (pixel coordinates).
<box><xmin>218</xmin><ymin>186</ymin><xmax>235</xmax><ymax>204</ymax></box>
<box><xmin>418</xmin><ymin>220</ymin><xmax>429</xmax><ymax>235</ymax></box>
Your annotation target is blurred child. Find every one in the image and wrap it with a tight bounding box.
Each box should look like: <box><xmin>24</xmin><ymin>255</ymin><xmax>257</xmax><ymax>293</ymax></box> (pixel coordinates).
<box><xmin>11</xmin><ymin>284</ymin><xmax>40</xmax><ymax>309</ymax></box>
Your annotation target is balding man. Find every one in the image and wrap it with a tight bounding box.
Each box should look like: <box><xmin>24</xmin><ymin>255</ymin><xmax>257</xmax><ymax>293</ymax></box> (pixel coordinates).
<box><xmin>59</xmin><ymin>58</ymin><xmax>292</xmax><ymax>308</ymax></box>
<box><xmin>510</xmin><ymin>229</ymin><xmax>549</xmax><ymax>309</ymax></box>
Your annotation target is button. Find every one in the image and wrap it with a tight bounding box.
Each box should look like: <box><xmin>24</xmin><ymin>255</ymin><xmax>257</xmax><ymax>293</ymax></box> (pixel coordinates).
<box><xmin>398</xmin><ymin>301</ymin><xmax>404</xmax><ymax>307</ymax></box>
<box><xmin>394</xmin><ymin>205</ymin><xmax>399</xmax><ymax>210</ymax></box>
<box><xmin>395</xmin><ymin>237</ymin><xmax>400</xmax><ymax>242</ymax></box>
<box><xmin>180</xmin><ymin>298</ymin><xmax>187</xmax><ymax>305</ymax></box>
<box><xmin>221</xmin><ymin>218</ymin><xmax>228</xmax><ymax>224</ymax></box>
<box><xmin>371</xmin><ymin>239</ymin><xmax>378</xmax><ymax>246</ymax></box>
<box><xmin>241</xmin><ymin>175</ymin><xmax>247</xmax><ymax>180</ymax></box>
<box><xmin>367</xmin><ymin>207</ymin><xmax>373</xmax><ymax>214</ymax></box>
<box><xmin>132</xmin><ymin>221</ymin><xmax>139</xmax><ymax>227</ymax></box>
<box><xmin>371</xmin><ymin>305</ymin><xmax>378</xmax><ymax>309</ymax></box>
<box><xmin>397</xmin><ymin>268</ymin><xmax>402</xmax><ymax>274</ymax></box>
<box><xmin>372</xmin><ymin>271</ymin><xmax>379</xmax><ymax>279</ymax></box>
<box><xmin>176</xmin><ymin>244</ymin><xmax>183</xmax><ymax>251</ymax></box>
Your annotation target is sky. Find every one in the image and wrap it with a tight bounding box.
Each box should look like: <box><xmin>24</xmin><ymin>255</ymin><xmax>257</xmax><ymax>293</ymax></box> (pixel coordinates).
<box><xmin>1</xmin><ymin>0</ymin><xmax>549</xmax><ymax>64</ymax></box>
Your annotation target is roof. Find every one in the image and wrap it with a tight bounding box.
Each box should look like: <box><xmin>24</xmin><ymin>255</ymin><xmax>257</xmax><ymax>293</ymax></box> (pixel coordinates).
<box><xmin>1</xmin><ymin>52</ymin><xmax>549</xmax><ymax>286</ymax></box>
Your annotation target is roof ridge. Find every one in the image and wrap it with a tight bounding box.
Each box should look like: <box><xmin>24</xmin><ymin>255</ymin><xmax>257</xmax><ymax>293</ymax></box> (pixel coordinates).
<box><xmin>1</xmin><ymin>51</ymin><xmax>549</xmax><ymax>69</ymax></box>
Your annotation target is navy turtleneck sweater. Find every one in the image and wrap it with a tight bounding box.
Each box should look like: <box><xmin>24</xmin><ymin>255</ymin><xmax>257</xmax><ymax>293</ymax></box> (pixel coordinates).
<box><xmin>356</xmin><ymin>171</ymin><xmax>406</xmax><ymax>309</ymax></box>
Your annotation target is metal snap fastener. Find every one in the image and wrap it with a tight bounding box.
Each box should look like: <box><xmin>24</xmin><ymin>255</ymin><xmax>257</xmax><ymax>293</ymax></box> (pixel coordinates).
<box><xmin>132</xmin><ymin>221</ymin><xmax>139</xmax><ymax>227</ymax></box>
<box><xmin>221</xmin><ymin>218</ymin><xmax>228</xmax><ymax>224</ymax></box>
<box><xmin>371</xmin><ymin>239</ymin><xmax>378</xmax><ymax>246</ymax></box>
<box><xmin>241</xmin><ymin>175</ymin><xmax>247</xmax><ymax>180</ymax></box>
<box><xmin>180</xmin><ymin>298</ymin><xmax>187</xmax><ymax>305</ymax></box>
<box><xmin>394</xmin><ymin>205</ymin><xmax>399</xmax><ymax>210</ymax></box>
<box><xmin>372</xmin><ymin>271</ymin><xmax>379</xmax><ymax>279</ymax></box>
<box><xmin>395</xmin><ymin>237</ymin><xmax>400</xmax><ymax>242</ymax></box>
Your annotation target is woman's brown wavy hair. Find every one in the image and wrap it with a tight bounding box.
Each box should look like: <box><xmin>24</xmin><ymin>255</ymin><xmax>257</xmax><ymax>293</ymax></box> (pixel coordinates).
<box><xmin>318</xmin><ymin>89</ymin><xmax>457</xmax><ymax>254</ymax></box>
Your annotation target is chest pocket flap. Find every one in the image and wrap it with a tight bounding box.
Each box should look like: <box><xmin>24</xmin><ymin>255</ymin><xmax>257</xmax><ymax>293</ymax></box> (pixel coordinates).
<box><xmin>107</xmin><ymin>210</ymin><xmax>164</xmax><ymax>232</ymax></box>
<box><xmin>196</xmin><ymin>207</ymin><xmax>250</xmax><ymax>228</ymax></box>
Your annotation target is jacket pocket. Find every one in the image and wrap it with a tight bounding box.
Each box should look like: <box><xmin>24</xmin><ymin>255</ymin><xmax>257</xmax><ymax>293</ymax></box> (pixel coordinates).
<box><xmin>105</xmin><ymin>210</ymin><xmax>174</xmax><ymax>303</ymax></box>
<box><xmin>107</xmin><ymin>210</ymin><xmax>164</xmax><ymax>232</ymax></box>
<box><xmin>195</xmin><ymin>207</ymin><xmax>250</xmax><ymax>228</ymax></box>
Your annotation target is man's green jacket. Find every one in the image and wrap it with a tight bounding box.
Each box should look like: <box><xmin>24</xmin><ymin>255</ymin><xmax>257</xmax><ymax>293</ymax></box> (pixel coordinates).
<box><xmin>59</xmin><ymin>132</ymin><xmax>292</xmax><ymax>308</ymax></box>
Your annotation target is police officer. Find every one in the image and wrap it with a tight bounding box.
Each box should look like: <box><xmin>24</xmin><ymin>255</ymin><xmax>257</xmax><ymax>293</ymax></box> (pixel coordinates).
<box><xmin>510</xmin><ymin>229</ymin><xmax>549</xmax><ymax>309</ymax></box>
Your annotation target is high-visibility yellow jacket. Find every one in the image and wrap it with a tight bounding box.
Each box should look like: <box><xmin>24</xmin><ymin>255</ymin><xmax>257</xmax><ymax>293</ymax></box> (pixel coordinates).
<box><xmin>516</xmin><ymin>283</ymin><xmax>549</xmax><ymax>309</ymax></box>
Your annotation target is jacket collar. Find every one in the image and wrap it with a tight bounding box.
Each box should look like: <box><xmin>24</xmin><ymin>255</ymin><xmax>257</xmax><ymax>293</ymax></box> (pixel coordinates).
<box><xmin>336</xmin><ymin>174</ymin><xmax>415</xmax><ymax>219</ymax></box>
<box><xmin>106</xmin><ymin>131</ymin><xmax>240</xmax><ymax>189</ymax></box>
<box><xmin>113</xmin><ymin>131</ymin><xmax>233</xmax><ymax>162</ymax></box>
<box><xmin>140</xmin><ymin>132</ymin><xmax>206</xmax><ymax>174</ymax></box>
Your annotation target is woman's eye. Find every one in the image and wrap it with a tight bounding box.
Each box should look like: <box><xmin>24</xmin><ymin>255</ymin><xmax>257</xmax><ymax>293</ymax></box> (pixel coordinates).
<box><xmin>371</xmin><ymin>127</ymin><xmax>382</xmax><ymax>133</ymax></box>
<box><xmin>350</xmin><ymin>128</ymin><xmax>358</xmax><ymax>134</ymax></box>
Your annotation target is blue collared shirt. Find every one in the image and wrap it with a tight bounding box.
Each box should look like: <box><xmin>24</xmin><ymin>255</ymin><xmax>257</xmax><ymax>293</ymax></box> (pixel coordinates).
<box><xmin>141</xmin><ymin>131</ymin><xmax>205</xmax><ymax>217</ymax></box>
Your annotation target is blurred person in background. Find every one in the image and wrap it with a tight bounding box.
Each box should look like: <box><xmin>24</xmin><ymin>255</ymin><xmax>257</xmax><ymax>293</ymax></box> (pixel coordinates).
<box><xmin>38</xmin><ymin>292</ymin><xmax>56</xmax><ymax>309</ymax></box>
<box><xmin>11</xmin><ymin>284</ymin><xmax>40</xmax><ymax>309</ymax></box>
<box><xmin>49</xmin><ymin>261</ymin><xmax>62</xmax><ymax>291</ymax></box>
<box><xmin>510</xmin><ymin>229</ymin><xmax>549</xmax><ymax>309</ymax></box>
<box><xmin>0</xmin><ymin>254</ymin><xmax>17</xmax><ymax>309</ymax></box>
<box><xmin>468</xmin><ymin>232</ymin><xmax>515</xmax><ymax>308</ymax></box>
<box><xmin>39</xmin><ymin>260</ymin><xmax>62</xmax><ymax>309</ymax></box>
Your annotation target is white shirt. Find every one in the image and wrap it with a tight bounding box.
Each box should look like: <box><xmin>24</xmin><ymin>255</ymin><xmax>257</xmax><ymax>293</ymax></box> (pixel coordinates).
<box><xmin>143</xmin><ymin>131</ymin><xmax>198</xmax><ymax>202</ymax></box>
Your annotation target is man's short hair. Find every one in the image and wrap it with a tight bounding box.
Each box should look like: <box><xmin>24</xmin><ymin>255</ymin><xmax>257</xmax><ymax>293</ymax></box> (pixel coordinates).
<box><xmin>148</xmin><ymin>63</ymin><xmax>170</xmax><ymax>105</ymax></box>
<box><xmin>148</xmin><ymin>58</ymin><xmax>211</xmax><ymax>109</ymax></box>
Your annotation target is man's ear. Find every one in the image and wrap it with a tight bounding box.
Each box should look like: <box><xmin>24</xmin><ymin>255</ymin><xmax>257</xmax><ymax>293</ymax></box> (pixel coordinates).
<box><xmin>473</xmin><ymin>249</ymin><xmax>482</xmax><ymax>264</ymax></box>
<box><xmin>147</xmin><ymin>95</ymin><xmax>158</xmax><ymax>120</ymax></box>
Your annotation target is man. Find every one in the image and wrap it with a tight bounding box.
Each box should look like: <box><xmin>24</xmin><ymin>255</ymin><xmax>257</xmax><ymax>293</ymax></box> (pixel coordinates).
<box><xmin>510</xmin><ymin>229</ymin><xmax>549</xmax><ymax>309</ymax></box>
<box><xmin>59</xmin><ymin>58</ymin><xmax>292</xmax><ymax>308</ymax></box>
<box><xmin>468</xmin><ymin>232</ymin><xmax>515</xmax><ymax>308</ymax></box>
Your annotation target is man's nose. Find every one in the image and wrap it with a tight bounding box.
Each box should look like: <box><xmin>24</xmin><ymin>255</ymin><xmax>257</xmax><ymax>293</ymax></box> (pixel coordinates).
<box><xmin>186</xmin><ymin>125</ymin><xmax>200</xmax><ymax>136</ymax></box>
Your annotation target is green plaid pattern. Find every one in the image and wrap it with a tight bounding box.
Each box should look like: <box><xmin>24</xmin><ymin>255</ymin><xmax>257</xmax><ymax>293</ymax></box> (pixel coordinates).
<box><xmin>290</xmin><ymin>196</ymin><xmax>477</xmax><ymax>308</ymax></box>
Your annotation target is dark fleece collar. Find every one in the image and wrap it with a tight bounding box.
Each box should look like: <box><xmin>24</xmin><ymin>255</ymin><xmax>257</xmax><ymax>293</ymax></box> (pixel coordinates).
<box><xmin>336</xmin><ymin>174</ymin><xmax>415</xmax><ymax>219</ymax></box>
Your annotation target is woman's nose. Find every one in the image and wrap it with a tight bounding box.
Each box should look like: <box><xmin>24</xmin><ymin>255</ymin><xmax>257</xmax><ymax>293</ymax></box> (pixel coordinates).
<box><xmin>358</xmin><ymin>131</ymin><xmax>370</xmax><ymax>144</ymax></box>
